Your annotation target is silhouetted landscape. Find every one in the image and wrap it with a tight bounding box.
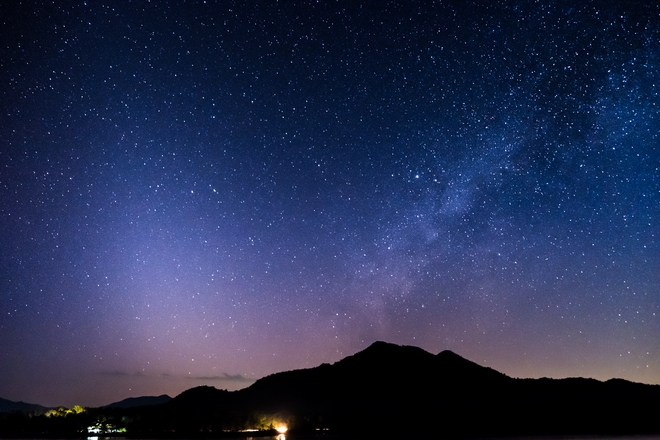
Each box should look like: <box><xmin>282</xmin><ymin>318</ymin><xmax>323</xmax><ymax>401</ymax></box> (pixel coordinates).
<box><xmin>1</xmin><ymin>342</ymin><xmax>659</xmax><ymax>438</ymax></box>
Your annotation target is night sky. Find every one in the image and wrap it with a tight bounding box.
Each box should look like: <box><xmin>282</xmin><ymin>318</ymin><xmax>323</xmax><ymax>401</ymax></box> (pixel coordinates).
<box><xmin>2</xmin><ymin>0</ymin><xmax>659</xmax><ymax>408</ymax></box>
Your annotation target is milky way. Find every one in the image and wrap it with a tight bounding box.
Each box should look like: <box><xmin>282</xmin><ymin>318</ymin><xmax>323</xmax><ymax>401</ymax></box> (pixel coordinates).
<box><xmin>1</xmin><ymin>1</ymin><xmax>659</xmax><ymax>407</ymax></box>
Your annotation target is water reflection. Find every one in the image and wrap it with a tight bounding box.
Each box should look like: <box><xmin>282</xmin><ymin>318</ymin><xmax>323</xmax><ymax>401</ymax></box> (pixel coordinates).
<box><xmin>245</xmin><ymin>437</ymin><xmax>284</xmax><ymax>440</ymax></box>
<box><xmin>75</xmin><ymin>436</ymin><xmax>660</xmax><ymax>440</ymax></box>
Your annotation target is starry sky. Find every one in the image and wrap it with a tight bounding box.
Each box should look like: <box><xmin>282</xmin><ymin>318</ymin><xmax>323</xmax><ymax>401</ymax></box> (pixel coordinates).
<box><xmin>1</xmin><ymin>0</ymin><xmax>659</xmax><ymax>408</ymax></box>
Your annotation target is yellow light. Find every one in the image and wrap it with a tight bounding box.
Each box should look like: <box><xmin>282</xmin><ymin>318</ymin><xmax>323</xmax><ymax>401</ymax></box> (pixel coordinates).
<box><xmin>276</xmin><ymin>425</ymin><xmax>288</xmax><ymax>434</ymax></box>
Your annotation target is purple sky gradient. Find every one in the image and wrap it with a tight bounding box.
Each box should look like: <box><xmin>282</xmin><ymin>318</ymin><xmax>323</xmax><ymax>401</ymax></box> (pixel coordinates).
<box><xmin>1</xmin><ymin>0</ymin><xmax>659</xmax><ymax>407</ymax></box>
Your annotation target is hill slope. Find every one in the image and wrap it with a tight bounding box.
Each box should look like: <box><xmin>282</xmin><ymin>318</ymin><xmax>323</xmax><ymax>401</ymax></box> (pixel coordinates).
<box><xmin>103</xmin><ymin>394</ymin><xmax>172</xmax><ymax>409</ymax></box>
<box><xmin>0</xmin><ymin>398</ymin><xmax>48</xmax><ymax>415</ymax></box>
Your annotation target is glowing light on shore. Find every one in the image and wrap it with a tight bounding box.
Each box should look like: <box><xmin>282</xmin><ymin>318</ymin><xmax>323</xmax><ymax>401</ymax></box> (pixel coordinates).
<box><xmin>276</xmin><ymin>425</ymin><xmax>288</xmax><ymax>434</ymax></box>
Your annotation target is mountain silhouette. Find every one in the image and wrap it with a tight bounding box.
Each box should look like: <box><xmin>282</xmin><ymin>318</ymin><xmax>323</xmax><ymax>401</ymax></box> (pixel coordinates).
<box><xmin>103</xmin><ymin>394</ymin><xmax>172</xmax><ymax>409</ymax></box>
<box><xmin>124</xmin><ymin>341</ymin><xmax>660</xmax><ymax>437</ymax></box>
<box><xmin>2</xmin><ymin>341</ymin><xmax>659</xmax><ymax>437</ymax></box>
<box><xmin>0</xmin><ymin>397</ymin><xmax>48</xmax><ymax>415</ymax></box>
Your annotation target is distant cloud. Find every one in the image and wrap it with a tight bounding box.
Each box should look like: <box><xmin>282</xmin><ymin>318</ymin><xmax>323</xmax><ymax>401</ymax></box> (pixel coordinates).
<box><xmin>187</xmin><ymin>373</ymin><xmax>254</xmax><ymax>383</ymax></box>
<box><xmin>97</xmin><ymin>370</ymin><xmax>253</xmax><ymax>383</ymax></box>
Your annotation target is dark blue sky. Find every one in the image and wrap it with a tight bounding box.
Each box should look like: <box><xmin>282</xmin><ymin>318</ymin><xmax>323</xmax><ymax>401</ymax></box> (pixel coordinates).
<box><xmin>1</xmin><ymin>0</ymin><xmax>659</xmax><ymax>407</ymax></box>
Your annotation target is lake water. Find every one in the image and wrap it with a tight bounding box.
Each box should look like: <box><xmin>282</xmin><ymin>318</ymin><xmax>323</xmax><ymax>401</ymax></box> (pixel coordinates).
<box><xmin>10</xmin><ymin>436</ymin><xmax>660</xmax><ymax>440</ymax></box>
<box><xmin>243</xmin><ymin>436</ymin><xmax>660</xmax><ymax>440</ymax></box>
<box><xmin>81</xmin><ymin>435</ymin><xmax>660</xmax><ymax>440</ymax></box>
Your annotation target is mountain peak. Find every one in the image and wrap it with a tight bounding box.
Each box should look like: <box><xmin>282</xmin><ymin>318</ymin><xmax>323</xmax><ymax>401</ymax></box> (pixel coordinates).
<box><xmin>170</xmin><ymin>386</ymin><xmax>230</xmax><ymax>409</ymax></box>
<box><xmin>365</xmin><ymin>340</ymin><xmax>396</xmax><ymax>349</ymax></box>
<box><xmin>338</xmin><ymin>341</ymin><xmax>435</xmax><ymax>368</ymax></box>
